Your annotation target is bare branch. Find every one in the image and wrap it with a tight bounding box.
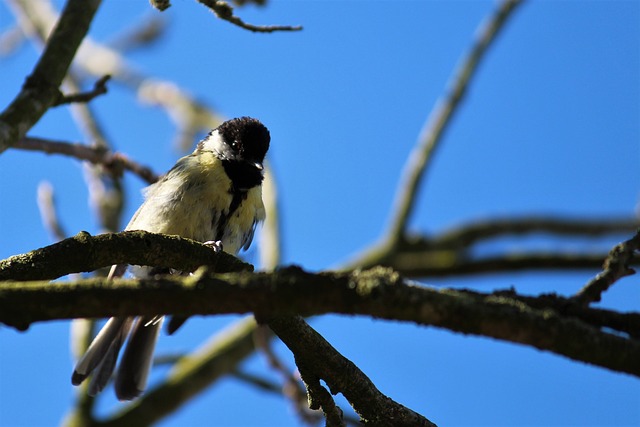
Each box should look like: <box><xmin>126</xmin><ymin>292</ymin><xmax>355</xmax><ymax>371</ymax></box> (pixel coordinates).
<box><xmin>198</xmin><ymin>0</ymin><xmax>302</xmax><ymax>33</ymax></box>
<box><xmin>490</xmin><ymin>288</ymin><xmax>640</xmax><ymax>339</ymax></box>
<box><xmin>298</xmin><ymin>364</ymin><xmax>346</xmax><ymax>427</ymax></box>
<box><xmin>573</xmin><ymin>230</ymin><xmax>640</xmax><ymax>305</ymax></box>
<box><xmin>385</xmin><ymin>0</ymin><xmax>523</xmax><ymax>244</ymax></box>
<box><xmin>0</xmin><ymin>0</ymin><xmax>102</xmax><ymax>153</ymax></box>
<box><xmin>345</xmin><ymin>216</ymin><xmax>638</xmax><ymax>276</ymax></box>
<box><xmin>9</xmin><ymin>0</ymin><xmax>225</xmax><ymax>152</ymax></box>
<box><xmin>15</xmin><ymin>136</ymin><xmax>159</xmax><ymax>184</ymax></box>
<box><xmin>53</xmin><ymin>75</ymin><xmax>111</xmax><ymax>106</ymax></box>
<box><xmin>265</xmin><ymin>316</ymin><xmax>436</xmax><ymax>427</ymax></box>
<box><xmin>0</xmin><ymin>230</ymin><xmax>251</xmax><ymax>282</ymax></box>
<box><xmin>1</xmin><ymin>258</ymin><xmax>638</xmax><ymax>377</ymax></box>
<box><xmin>381</xmin><ymin>251</ymin><xmax>636</xmax><ymax>278</ymax></box>
<box><xmin>427</xmin><ymin>216</ymin><xmax>639</xmax><ymax>249</ymax></box>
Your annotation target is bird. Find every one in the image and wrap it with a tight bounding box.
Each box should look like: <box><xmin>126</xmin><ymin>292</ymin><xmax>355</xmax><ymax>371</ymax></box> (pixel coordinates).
<box><xmin>71</xmin><ymin>117</ymin><xmax>270</xmax><ymax>400</ymax></box>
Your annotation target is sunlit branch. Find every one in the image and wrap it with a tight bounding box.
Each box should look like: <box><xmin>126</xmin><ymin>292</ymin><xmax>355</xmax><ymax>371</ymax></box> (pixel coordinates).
<box><xmin>15</xmin><ymin>137</ymin><xmax>159</xmax><ymax>184</ymax></box>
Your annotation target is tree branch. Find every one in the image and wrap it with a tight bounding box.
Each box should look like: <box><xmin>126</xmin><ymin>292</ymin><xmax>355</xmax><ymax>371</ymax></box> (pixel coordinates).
<box><xmin>197</xmin><ymin>0</ymin><xmax>302</xmax><ymax>33</ymax></box>
<box><xmin>0</xmin><ymin>230</ymin><xmax>251</xmax><ymax>282</ymax></box>
<box><xmin>0</xmin><ymin>0</ymin><xmax>102</xmax><ymax>153</ymax></box>
<box><xmin>264</xmin><ymin>316</ymin><xmax>436</xmax><ymax>427</ymax></box>
<box><xmin>1</xmin><ymin>264</ymin><xmax>637</xmax><ymax>377</ymax></box>
<box><xmin>573</xmin><ymin>229</ymin><xmax>640</xmax><ymax>305</ymax></box>
<box><xmin>379</xmin><ymin>251</ymin><xmax>634</xmax><ymax>278</ymax></box>
<box><xmin>15</xmin><ymin>136</ymin><xmax>159</xmax><ymax>184</ymax></box>
<box><xmin>425</xmin><ymin>216</ymin><xmax>639</xmax><ymax>249</ymax></box>
<box><xmin>53</xmin><ymin>75</ymin><xmax>111</xmax><ymax>106</ymax></box>
<box><xmin>8</xmin><ymin>0</ymin><xmax>225</xmax><ymax>153</ymax></box>
<box><xmin>345</xmin><ymin>216</ymin><xmax>639</xmax><ymax>276</ymax></box>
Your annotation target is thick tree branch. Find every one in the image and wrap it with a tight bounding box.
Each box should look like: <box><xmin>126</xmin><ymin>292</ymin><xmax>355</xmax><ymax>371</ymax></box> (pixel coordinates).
<box><xmin>0</xmin><ymin>0</ymin><xmax>102</xmax><ymax>153</ymax></box>
<box><xmin>0</xmin><ymin>265</ymin><xmax>638</xmax><ymax>377</ymax></box>
<box><xmin>0</xmin><ymin>230</ymin><xmax>251</xmax><ymax>282</ymax></box>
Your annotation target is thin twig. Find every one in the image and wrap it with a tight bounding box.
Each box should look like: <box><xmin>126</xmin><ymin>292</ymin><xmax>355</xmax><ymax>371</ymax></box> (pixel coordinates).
<box><xmin>573</xmin><ymin>230</ymin><xmax>640</xmax><ymax>305</ymax></box>
<box><xmin>384</xmin><ymin>0</ymin><xmax>523</xmax><ymax>244</ymax></box>
<box><xmin>344</xmin><ymin>215</ymin><xmax>637</xmax><ymax>275</ymax></box>
<box><xmin>15</xmin><ymin>136</ymin><xmax>159</xmax><ymax>184</ymax></box>
<box><xmin>198</xmin><ymin>0</ymin><xmax>302</xmax><ymax>33</ymax></box>
<box><xmin>53</xmin><ymin>74</ymin><xmax>111</xmax><ymax>106</ymax></box>
<box><xmin>428</xmin><ymin>216</ymin><xmax>639</xmax><ymax>249</ymax></box>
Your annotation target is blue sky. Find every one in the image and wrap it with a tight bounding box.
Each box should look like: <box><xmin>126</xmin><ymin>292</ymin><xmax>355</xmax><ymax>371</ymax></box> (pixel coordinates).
<box><xmin>0</xmin><ymin>1</ymin><xmax>639</xmax><ymax>426</ymax></box>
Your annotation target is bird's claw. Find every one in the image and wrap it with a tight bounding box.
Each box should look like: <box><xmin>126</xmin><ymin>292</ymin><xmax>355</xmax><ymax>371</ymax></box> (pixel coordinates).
<box><xmin>203</xmin><ymin>240</ymin><xmax>223</xmax><ymax>253</ymax></box>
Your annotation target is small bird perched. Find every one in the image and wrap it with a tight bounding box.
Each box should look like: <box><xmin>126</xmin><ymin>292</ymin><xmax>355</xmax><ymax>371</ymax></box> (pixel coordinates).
<box><xmin>71</xmin><ymin>117</ymin><xmax>270</xmax><ymax>400</ymax></box>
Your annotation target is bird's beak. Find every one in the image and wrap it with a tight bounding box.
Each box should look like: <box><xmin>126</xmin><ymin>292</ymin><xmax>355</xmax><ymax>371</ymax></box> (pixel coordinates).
<box><xmin>253</xmin><ymin>162</ymin><xmax>264</xmax><ymax>171</ymax></box>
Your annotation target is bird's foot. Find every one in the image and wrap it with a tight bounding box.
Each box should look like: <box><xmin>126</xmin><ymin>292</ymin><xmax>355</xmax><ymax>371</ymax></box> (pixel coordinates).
<box><xmin>203</xmin><ymin>240</ymin><xmax>223</xmax><ymax>253</ymax></box>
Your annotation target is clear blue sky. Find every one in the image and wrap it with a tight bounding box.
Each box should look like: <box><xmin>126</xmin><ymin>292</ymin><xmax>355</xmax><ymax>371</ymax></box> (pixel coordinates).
<box><xmin>1</xmin><ymin>1</ymin><xmax>639</xmax><ymax>426</ymax></box>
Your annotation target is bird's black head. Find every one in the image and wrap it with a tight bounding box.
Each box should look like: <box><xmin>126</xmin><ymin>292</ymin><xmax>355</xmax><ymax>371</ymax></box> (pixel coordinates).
<box><xmin>199</xmin><ymin>117</ymin><xmax>271</xmax><ymax>191</ymax></box>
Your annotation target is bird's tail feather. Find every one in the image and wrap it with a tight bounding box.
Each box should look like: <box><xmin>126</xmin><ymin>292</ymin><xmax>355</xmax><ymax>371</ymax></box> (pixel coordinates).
<box><xmin>115</xmin><ymin>315</ymin><xmax>163</xmax><ymax>401</ymax></box>
<box><xmin>87</xmin><ymin>318</ymin><xmax>134</xmax><ymax>396</ymax></box>
<box><xmin>72</xmin><ymin>317</ymin><xmax>133</xmax><ymax>387</ymax></box>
